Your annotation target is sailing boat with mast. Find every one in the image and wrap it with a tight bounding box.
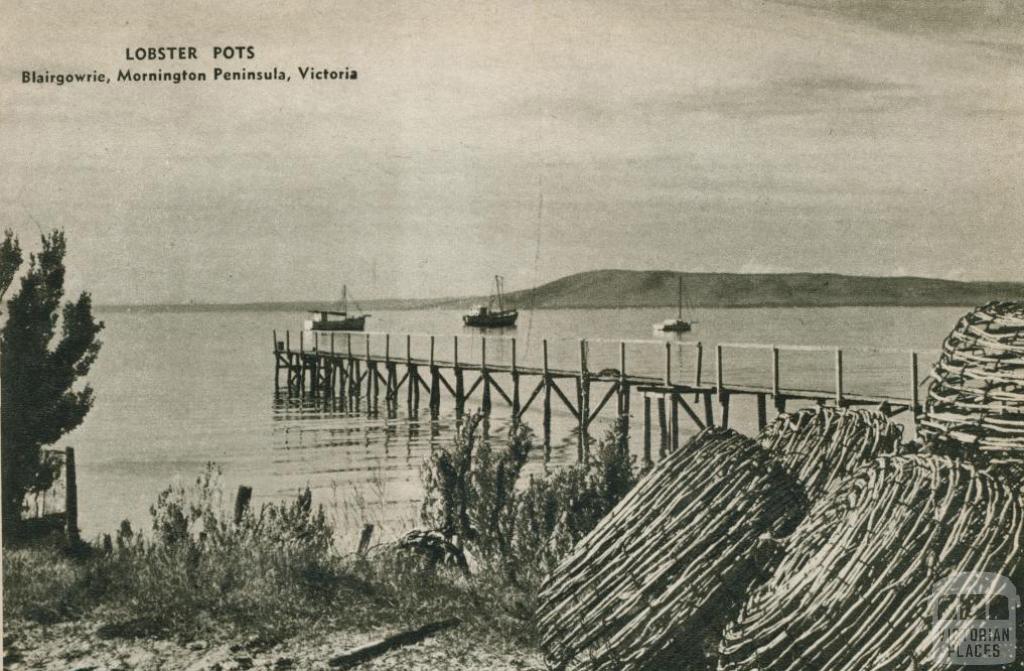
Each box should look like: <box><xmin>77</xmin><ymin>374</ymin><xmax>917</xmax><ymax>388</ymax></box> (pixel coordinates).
<box><xmin>655</xmin><ymin>275</ymin><xmax>693</xmax><ymax>333</ymax></box>
<box><xmin>304</xmin><ymin>285</ymin><xmax>371</xmax><ymax>331</ymax></box>
<box><xmin>463</xmin><ymin>275</ymin><xmax>518</xmax><ymax>328</ymax></box>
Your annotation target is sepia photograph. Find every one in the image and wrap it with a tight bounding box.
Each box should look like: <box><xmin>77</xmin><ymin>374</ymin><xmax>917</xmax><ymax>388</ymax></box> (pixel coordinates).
<box><xmin>2</xmin><ymin>1</ymin><xmax>1023</xmax><ymax>669</ymax></box>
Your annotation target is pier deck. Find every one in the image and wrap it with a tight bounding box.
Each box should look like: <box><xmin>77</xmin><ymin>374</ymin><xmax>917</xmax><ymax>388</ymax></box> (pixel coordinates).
<box><xmin>273</xmin><ymin>329</ymin><xmax>933</xmax><ymax>463</ymax></box>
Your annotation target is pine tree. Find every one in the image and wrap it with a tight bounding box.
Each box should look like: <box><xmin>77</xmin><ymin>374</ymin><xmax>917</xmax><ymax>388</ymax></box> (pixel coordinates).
<box><xmin>1</xmin><ymin>230</ymin><xmax>103</xmax><ymax>541</ymax></box>
<box><xmin>0</xmin><ymin>230</ymin><xmax>21</xmax><ymax>302</ymax></box>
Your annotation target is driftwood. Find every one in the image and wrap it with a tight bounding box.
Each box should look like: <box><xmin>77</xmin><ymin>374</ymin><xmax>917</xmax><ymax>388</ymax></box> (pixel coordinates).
<box><xmin>536</xmin><ymin>428</ymin><xmax>806</xmax><ymax>671</ymax></box>
<box><xmin>328</xmin><ymin>618</ymin><xmax>461</xmax><ymax>669</ymax></box>
<box><xmin>920</xmin><ymin>301</ymin><xmax>1024</xmax><ymax>476</ymax></box>
<box><xmin>718</xmin><ymin>454</ymin><xmax>1024</xmax><ymax>670</ymax></box>
<box><xmin>757</xmin><ymin>406</ymin><xmax>903</xmax><ymax>502</ymax></box>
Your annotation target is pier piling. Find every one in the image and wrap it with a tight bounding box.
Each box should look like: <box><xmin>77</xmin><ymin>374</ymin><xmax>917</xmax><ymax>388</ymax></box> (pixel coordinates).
<box><xmin>274</xmin><ymin>329</ymin><xmax>931</xmax><ymax>465</ymax></box>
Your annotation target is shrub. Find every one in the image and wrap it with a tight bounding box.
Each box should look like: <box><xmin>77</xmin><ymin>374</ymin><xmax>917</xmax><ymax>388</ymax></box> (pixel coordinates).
<box><xmin>7</xmin><ymin>417</ymin><xmax>642</xmax><ymax>647</ymax></box>
<box><xmin>421</xmin><ymin>416</ymin><xmax>640</xmax><ymax>583</ymax></box>
<box><xmin>4</xmin><ymin>461</ymin><xmax>547</xmax><ymax>649</ymax></box>
<box><xmin>420</xmin><ymin>415</ymin><xmax>534</xmax><ymax>554</ymax></box>
<box><xmin>5</xmin><ymin>464</ymin><xmax>349</xmax><ymax>641</ymax></box>
<box><xmin>106</xmin><ymin>465</ymin><xmax>342</xmax><ymax>638</ymax></box>
<box><xmin>511</xmin><ymin>419</ymin><xmax>641</xmax><ymax>581</ymax></box>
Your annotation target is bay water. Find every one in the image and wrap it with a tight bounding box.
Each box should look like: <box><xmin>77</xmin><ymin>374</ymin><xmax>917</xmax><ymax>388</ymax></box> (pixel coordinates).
<box><xmin>64</xmin><ymin>305</ymin><xmax>965</xmax><ymax>544</ymax></box>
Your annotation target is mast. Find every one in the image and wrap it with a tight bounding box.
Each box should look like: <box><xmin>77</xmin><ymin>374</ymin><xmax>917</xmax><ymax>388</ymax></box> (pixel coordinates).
<box><xmin>677</xmin><ymin>275</ymin><xmax>683</xmax><ymax>320</ymax></box>
<box><xmin>495</xmin><ymin>275</ymin><xmax>504</xmax><ymax>312</ymax></box>
<box><xmin>342</xmin><ymin>285</ymin><xmax>348</xmax><ymax>314</ymax></box>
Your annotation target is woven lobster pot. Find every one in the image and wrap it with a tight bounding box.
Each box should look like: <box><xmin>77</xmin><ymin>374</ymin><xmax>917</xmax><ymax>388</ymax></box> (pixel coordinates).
<box><xmin>920</xmin><ymin>301</ymin><xmax>1024</xmax><ymax>476</ymax></box>
<box><xmin>536</xmin><ymin>428</ymin><xmax>806</xmax><ymax>671</ymax></box>
<box><xmin>718</xmin><ymin>454</ymin><xmax>1024</xmax><ymax>671</ymax></box>
<box><xmin>757</xmin><ymin>406</ymin><xmax>903</xmax><ymax>502</ymax></box>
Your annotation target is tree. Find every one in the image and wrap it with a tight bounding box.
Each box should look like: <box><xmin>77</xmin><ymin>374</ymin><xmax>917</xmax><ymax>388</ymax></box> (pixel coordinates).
<box><xmin>0</xmin><ymin>230</ymin><xmax>22</xmax><ymax>302</ymax></box>
<box><xmin>1</xmin><ymin>230</ymin><xmax>103</xmax><ymax>541</ymax></box>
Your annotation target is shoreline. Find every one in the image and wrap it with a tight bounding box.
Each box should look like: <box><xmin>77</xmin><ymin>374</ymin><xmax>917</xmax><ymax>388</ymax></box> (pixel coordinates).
<box><xmin>95</xmin><ymin>301</ymin><xmax>988</xmax><ymax>313</ymax></box>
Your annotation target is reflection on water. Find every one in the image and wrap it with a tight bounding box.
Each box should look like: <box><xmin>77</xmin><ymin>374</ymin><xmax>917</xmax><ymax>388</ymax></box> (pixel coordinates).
<box><xmin>267</xmin><ymin>389</ymin><xmax>582</xmax><ymax>544</ymax></box>
<box><xmin>71</xmin><ymin>305</ymin><xmax>966</xmax><ymax>542</ymax></box>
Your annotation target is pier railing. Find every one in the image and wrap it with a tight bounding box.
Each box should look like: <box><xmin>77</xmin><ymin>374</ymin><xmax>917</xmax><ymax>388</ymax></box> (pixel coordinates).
<box><xmin>273</xmin><ymin>328</ymin><xmax>936</xmax><ymax>463</ymax></box>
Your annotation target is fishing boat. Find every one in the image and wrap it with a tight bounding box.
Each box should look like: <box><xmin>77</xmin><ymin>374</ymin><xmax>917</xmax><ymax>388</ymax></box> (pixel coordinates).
<box><xmin>655</xmin><ymin>275</ymin><xmax>693</xmax><ymax>333</ymax></box>
<box><xmin>464</xmin><ymin>275</ymin><xmax>518</xmax><ymax>328</ymax></box>
<box><xmin>304</xmin><ymin>285</ymin><xmax>370</xmax><ymax>331</ymax></box>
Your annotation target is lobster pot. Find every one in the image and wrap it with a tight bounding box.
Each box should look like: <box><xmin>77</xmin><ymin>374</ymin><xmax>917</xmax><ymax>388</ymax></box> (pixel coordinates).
<box><xmin>920</xmin><ymin>301</ymin><xmax>1024</xmax><ymax>475</ymax></box>
<box><xmin>719</xmin><ymin>455</ymin><xmax>1024</xmax><ymax>671</ymax></box>
<box><xmin>757</xmin><ymin>406</ymin><xmax>903</xmax><ymax>502</ymax></box>
<box><xmin>536</xmin><ymin>428</ymin><xmax>806</xmax><ymax>671</ymax></box>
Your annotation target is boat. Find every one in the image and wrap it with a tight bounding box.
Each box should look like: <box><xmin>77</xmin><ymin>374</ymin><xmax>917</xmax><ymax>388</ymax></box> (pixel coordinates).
<box><xmin>463</xmin><ymin>275</ymin><xmax>519</xmax><ymax>328</ymax></box>
<box><xmin>655</xmin><ymin>275</ymin><xmax>693</xmax><ymax>333</ymax></box>
<box><xmin>303</xmin><ymin>285</ymin><xmax>370</xmax><ymax>331</ymax></box>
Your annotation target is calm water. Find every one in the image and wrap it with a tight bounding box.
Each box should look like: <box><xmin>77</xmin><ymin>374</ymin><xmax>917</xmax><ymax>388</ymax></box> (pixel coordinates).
<box><xmin>68</xmin><ymin>306</ymin><xmax>965</xmax><ymax>544</ymax></box>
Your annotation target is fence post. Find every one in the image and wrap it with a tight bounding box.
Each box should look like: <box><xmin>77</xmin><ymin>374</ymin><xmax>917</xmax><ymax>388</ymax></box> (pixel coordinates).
<box><xmin>64</xmin><ymin>447</ymin><xmax>79</xmax><ymax>545</ymax></box>
<box><xmin>358</xmin><ymin>524</ymin><xmax>375</xmax><ymax>555</ymax></box>
<box><xmin>234</xmin><ymin>485</ymin><xmax>253</xmax><ymax>524</ymax></box>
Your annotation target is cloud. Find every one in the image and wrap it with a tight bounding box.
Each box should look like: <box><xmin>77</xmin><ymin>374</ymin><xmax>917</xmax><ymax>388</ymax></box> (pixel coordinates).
<box><xmin>503</xmin><ymin>74</ymin><xmax>918</xmax><ymax>125</ymax></box>
<box><xmin>786</xmin><ymin>75</ymin><xmax>903</xmax><ymax>94</ymax></box>
<box><xmin>770</xmin><ymin>1</ymin><xmax>1024</xmax><ymax>36</ymax></box>
<box><xmin>967</xmin><ymin>39</ymin><xmax>1024</xmax><ymax>56</ymax></box>
<box><xmin>660</xmin><ymin>75</ymin><xmax>919</xmax><ymax>119</ymax></box>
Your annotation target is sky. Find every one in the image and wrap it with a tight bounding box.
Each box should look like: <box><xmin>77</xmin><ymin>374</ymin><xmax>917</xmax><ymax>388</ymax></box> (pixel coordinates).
<box><xmin>2</xmin><ymin>0</ymin><xmax>1022</xmax><ymax>304</ymax></box>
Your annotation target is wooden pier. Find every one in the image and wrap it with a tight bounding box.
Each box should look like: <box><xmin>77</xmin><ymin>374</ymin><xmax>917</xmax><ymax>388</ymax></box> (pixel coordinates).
<box><xmin>273</xmin><ymin>330</ymin><xmax>932</xmax><ymax>464</ymax></box>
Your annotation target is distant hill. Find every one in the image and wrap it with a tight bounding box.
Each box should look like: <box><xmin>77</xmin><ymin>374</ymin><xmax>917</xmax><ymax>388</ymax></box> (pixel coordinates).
<box><xmin>425</xmin><ymin>270</ymin><xmax>1024</xmax><ymax>310</ymax></box>
<box><xmin>98</xmin><ymin>270</ymin><xmax>1024</xmax><ymax>312</ymax></box>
